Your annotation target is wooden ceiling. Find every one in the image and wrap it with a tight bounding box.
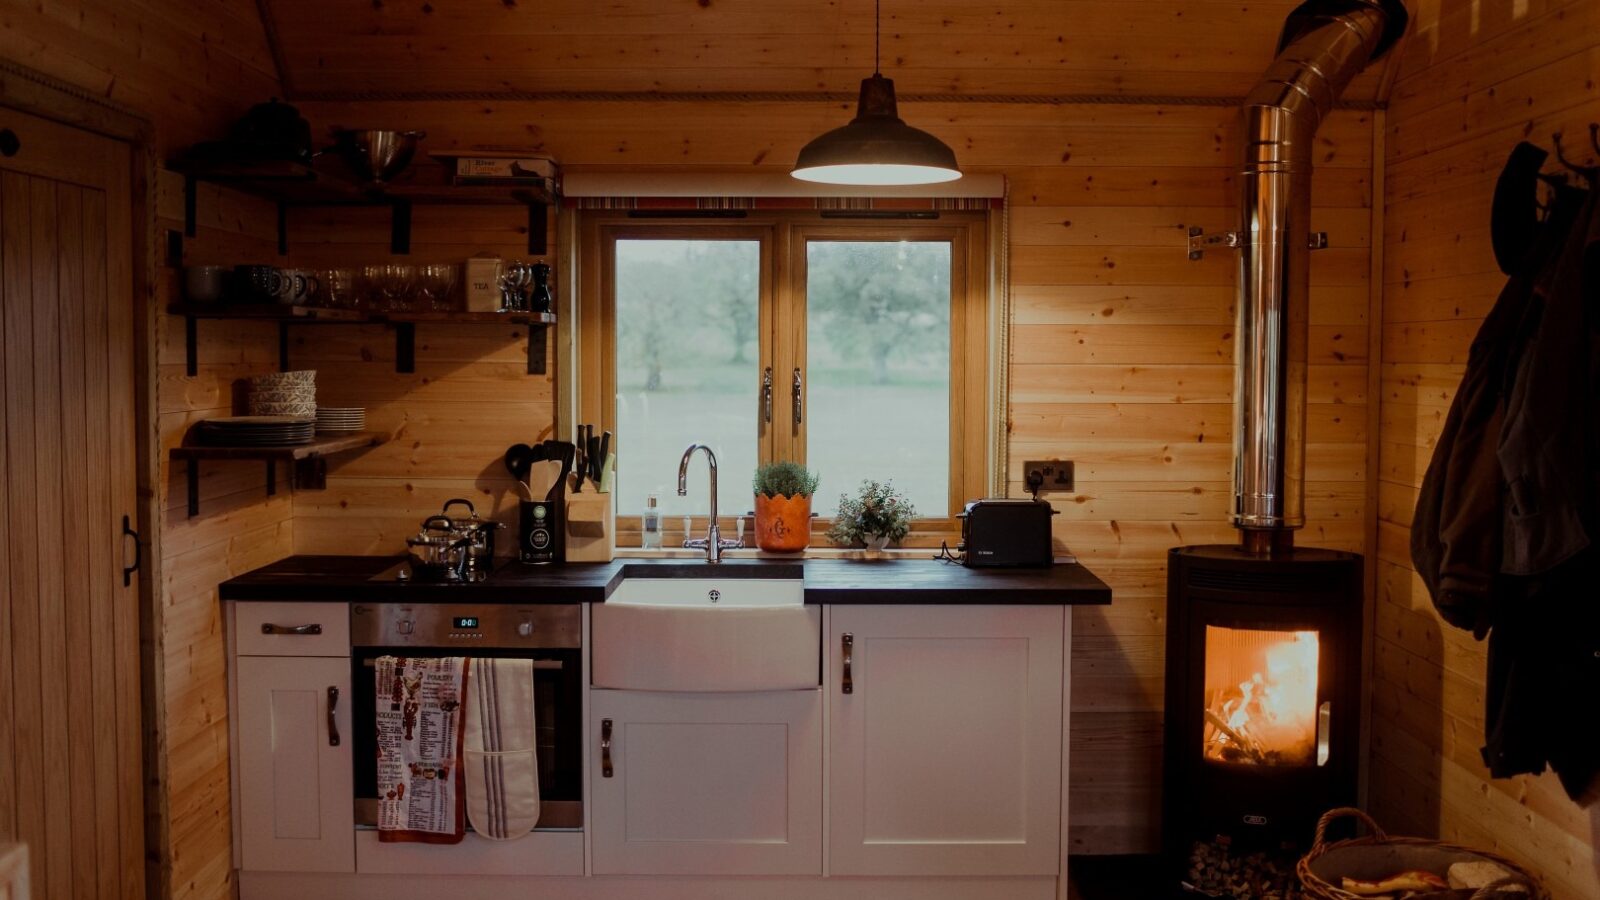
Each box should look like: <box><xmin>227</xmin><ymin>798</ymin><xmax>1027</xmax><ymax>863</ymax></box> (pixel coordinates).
<box><xmin>259</xmin><ymin>0</ymin><xmax>1387</xmax><ymax>104</ymax></box>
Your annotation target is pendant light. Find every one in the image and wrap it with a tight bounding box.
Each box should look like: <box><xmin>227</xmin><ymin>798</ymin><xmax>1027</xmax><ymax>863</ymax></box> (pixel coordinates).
<box><xmin>791</xmin><ymin>0</ymin><xmax>962</xmax><ymax>185</ymax></box>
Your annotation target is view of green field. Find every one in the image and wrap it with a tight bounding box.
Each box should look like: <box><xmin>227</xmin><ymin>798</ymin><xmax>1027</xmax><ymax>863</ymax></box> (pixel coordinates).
<box><xmin>614</xmin><ymin>239</ymin><xmax>951</xmax><ymax>524</ymax></box>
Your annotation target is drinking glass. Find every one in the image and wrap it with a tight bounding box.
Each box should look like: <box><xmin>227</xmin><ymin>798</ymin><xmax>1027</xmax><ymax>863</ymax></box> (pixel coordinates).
<box><xmin>358</xmin><ymin>265</ymin><xmax>385</xmax><ymax>310</ymax></box>
<box><xmin>417</xmin><ymin>263</ymin><xmax>459</xmax><ymax>312</ymax></box>
<box><xmin>319</xmin><ymin>268</ymin><xmax>356</xmax><ymax>308</ymax></box>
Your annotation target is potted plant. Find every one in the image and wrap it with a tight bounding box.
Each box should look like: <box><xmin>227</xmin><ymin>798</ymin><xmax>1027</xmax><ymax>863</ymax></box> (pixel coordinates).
<box><xmin>825</xmin><ymin>480</ymin><xmax>917</xmax><ymax>551</ymax></box>
<box><xmin>752</xmin><ymin>461</ymin><xmax>820</xmax><ymax>553</ymax></box>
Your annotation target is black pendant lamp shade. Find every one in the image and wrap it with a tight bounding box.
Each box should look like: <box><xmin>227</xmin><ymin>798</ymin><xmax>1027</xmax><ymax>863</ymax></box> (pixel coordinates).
<box><xmin>791</xmin><ymin>1</ymin><xmax>962</xmax><ymax>187</ymax></box>
<box><xmin>791</xmin><ymin>75</ymin><xmax>961</xmax><ymax>185</ymax></box>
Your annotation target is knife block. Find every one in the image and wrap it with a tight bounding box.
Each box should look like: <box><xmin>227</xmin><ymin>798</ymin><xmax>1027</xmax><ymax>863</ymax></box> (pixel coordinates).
<box><xmin>565</xmin><ymin>491</ymin><xmax>614</xmax><ymax>563</ymax></box>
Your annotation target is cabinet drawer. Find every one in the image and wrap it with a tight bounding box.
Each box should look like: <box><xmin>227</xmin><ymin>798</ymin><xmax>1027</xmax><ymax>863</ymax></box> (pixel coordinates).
<box><xmin>235</xmin><ymin>602</ymin><xmax>350</xmax><ymax>656</ymax></box>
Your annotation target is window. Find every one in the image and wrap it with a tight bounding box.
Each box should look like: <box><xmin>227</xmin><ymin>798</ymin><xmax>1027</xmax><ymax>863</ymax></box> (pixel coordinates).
<box><xmin>580</xmin><ymin>212</ymin><xmax>990</xmax><ymax>539</ymax></box>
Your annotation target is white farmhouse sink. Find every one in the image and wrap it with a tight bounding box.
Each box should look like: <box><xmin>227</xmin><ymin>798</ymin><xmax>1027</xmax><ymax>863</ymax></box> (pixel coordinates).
<box><xmin>592</xmin><ymin>577</ymin><xmax>819</xmax><ymax>692</ymax></box>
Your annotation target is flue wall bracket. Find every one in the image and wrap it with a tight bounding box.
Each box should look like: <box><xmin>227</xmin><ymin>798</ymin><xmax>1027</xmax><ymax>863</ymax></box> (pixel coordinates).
<box><xmin>1186</xmin><ymin>227</ymin><xmax>1328</xmax><ymax>260</ymax></box>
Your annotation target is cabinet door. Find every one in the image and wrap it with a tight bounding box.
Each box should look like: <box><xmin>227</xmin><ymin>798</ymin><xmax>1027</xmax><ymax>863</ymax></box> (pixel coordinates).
<box><xmin>235</xmin><ymin>656</ymin><xmax>354</xmax><ymax>872</ymax></box>
<box><xmin>590</xmin><ymin>690</ymin><xmax>822</xmax><ymax>875</ymax></box>
<box><xmin>828</xmin><ymin>605</ymin><xmax>1065</xmax><ymax>876</ymax></box>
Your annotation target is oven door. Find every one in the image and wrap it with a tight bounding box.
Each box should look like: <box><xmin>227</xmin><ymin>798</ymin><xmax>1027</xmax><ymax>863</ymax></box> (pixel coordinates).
<box><xmin>351</xmin><ymin>646</ymin><xmax>583</xmax><ymax>830</ymax></box>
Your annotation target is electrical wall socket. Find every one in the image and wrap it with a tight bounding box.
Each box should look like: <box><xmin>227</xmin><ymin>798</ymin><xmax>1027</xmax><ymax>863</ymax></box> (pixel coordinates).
<box><xmin>1023</xmin><ymin>460</ymin><xmax>1075</xmax><ymax>494</ymax></box>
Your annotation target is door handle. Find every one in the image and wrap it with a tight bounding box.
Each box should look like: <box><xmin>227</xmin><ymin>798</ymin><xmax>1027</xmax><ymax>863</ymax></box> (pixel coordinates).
<box><xmin>120</xmin><ymin>515</ymin><xmax>141</xmax><ymax>587</ymax></box>
<box><xmin>841</xmin><ymin>632</ymin><xmax>854</xmax><ymax>694</ymax></box>
<box><xmin>327</xmin><ymin>686</ymin><xmax>341</xmax><ymax>747</ymax></box>
<box><xmin>601</xmin><ymin>718</ymin><xmax>614</xmax><ymax>777</ymax></box>
<box><xmin>762</xmin><ymin>367</ymin><xmax>773</xmax><ymax>424</ymax></box>
<box><xmin>260</xmin><ymin>623</ymin><xmax>323</xmax><ymax>635</ymax></box>
<box><xmin>792</xmin><ymin>368</ymin><xmax>803</xmax><ymax>426</ymax></box>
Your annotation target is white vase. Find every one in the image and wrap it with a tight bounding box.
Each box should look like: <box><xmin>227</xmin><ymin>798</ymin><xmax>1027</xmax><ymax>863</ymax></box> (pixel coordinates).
<box><xmin>862</xmin><ymin>534</ymin><xmax>891</xmax><ymax>552</ymax></box>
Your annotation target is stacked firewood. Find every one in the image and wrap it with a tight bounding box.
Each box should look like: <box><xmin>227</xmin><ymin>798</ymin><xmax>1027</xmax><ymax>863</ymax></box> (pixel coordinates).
<box><xmin>1185</xmin><ymin>837</ymin><xmax>1305</xmax><ymax>900</ymax></box>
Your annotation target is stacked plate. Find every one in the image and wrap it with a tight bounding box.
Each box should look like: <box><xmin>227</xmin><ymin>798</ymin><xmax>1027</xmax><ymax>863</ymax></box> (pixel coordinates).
<box><xmin>196</xmin><ymin>416</ymin><xmax>315</xmax><ymax>447</ymax></box>
<box><xmin>314</xmin><ymin>407</ymin><xmax>367</xmax><ymax>433</ymax></box>
<box><xmin>248</xmin><ymin>370</ymin><xmax>317</xmax><ymax>417</ymax></box>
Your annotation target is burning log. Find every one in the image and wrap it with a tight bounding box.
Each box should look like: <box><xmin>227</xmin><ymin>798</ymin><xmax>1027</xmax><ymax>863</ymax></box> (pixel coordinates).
<box><xmin>1205</xmin><ymin>708</ymin><xmax>1268</xmax><ymax>764</ymax></box>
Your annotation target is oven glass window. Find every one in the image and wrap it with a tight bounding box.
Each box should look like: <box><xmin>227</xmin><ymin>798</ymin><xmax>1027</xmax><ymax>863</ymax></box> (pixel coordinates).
<box><xmin>1201</xmin><ymin>626</ymin><xmax>1326</xmax><ymax>767</ymax></box>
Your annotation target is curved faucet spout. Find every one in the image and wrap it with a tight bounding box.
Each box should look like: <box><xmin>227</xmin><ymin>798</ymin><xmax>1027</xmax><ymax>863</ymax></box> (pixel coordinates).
<box><xmin>676</xmin><ymin>443</ymin><xmax>735</xmax><ymax>562</ymax></box>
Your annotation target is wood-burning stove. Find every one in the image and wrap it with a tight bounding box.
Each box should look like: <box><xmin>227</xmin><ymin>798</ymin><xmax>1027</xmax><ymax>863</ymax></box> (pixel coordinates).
<box><xmin>1162</xmin><ymin>546</ymin><xmax>1362</xmax><ymax>858</ymax></box>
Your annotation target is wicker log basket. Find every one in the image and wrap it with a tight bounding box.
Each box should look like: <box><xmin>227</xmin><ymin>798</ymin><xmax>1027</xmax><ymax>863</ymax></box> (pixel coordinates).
<box><xmin>1298</xmin><ymin>808</ymin><xmax>1546</xmax><ymax>900</ymax></box>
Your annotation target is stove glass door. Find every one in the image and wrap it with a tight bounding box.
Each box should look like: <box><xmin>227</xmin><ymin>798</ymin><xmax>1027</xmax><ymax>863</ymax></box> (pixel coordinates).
<box><xmin>1201</xmin><ymin>625</ymin><xmax>1328</xmax><ymax>767</ymax></box>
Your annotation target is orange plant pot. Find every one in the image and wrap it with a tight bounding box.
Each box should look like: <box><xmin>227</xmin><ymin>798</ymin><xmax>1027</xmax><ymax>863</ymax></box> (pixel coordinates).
<box><xmin>754</xmin><ymin>493</ymin><xmax>812</xmax><ymax>553</ymax></box>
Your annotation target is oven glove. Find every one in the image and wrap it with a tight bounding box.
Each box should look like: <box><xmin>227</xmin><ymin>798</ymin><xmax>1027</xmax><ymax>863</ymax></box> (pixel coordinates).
<box><xmin>464</xmin><ymin>658</ymin><xmax>541</xmax><ymax>841</ymax></box>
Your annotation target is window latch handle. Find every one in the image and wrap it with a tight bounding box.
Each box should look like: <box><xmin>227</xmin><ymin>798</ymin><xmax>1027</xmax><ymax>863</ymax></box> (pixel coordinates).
<box><xmin>762</xmin><ymin>367</ymin><xmax>773</xmax><ymax>424</ymax></box>
<box><xmin>792</xmin><ymin>368</ymin><xmax>803</xmax><ymax>427</ymax></box>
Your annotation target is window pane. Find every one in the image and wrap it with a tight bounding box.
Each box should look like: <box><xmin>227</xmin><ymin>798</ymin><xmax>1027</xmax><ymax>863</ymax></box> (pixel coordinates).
<box><xmin>806</xmin><ymin>241</ymin><xmax>951</xmax><ymax>516</ymax></box>
<box><xmin>615</xmin><ymin>239</ymin><xmax>761</xmax><ymax>519</ymax></box>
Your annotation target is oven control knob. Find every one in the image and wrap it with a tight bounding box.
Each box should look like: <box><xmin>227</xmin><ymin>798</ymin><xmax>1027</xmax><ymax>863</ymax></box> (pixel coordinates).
<box><xmin>397</xmin><ymin>619</ymin><xmax>414</xmax><ymax>635</ymax></box>
<box><xmin>517</xmin><ymin>621</ymin><xmax>534</xmax><ymax>637</ymax></box>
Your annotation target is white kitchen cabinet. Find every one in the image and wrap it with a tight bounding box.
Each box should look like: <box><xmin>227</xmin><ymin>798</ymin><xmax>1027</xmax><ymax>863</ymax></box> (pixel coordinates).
<box><xmin>235</xmin><ymin>655</ymin><xmax>355</xmax><ymax>873</ymax></box>
<box><xmin>589</xmin><ymin>689</ymin><xmax>823</xmax><ymax>875</ymax></box>
<box><xmin>827</xmin><ymin>605</ymin><xmax>1065</xmax><ymax>876</ymax></box>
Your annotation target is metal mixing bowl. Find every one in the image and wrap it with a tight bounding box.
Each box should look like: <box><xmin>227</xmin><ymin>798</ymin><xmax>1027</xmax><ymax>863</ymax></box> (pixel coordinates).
<box><xmin>332</xmin><ymin>129</ymin><xmax>426</xmax><ymax>184</ymax></box>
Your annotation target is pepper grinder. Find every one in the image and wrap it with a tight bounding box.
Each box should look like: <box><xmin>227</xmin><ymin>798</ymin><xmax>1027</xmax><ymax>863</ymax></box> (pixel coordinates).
<box><xmin>529</xmin><ymin>262</ymin><xmax>554</xmax><ymax>314</ymax></box>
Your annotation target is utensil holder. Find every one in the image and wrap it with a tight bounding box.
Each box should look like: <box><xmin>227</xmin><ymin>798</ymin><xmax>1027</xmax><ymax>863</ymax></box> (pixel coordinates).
<box><xmin>518</xmin><ymin>498</ymin><xmax>563</xmax><ymax>564</ymax></box>
<box><xmin>566</xmin><ymin>491</ymin><xmax>615</xmax><ymax>563</ymax></box>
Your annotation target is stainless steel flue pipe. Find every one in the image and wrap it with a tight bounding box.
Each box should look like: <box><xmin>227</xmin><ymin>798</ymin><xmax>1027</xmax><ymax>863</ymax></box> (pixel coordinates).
<box><xmin>1231</xmin><ymin>0</ymin><xmax>1407</xmax><ymax>535</ymax></box>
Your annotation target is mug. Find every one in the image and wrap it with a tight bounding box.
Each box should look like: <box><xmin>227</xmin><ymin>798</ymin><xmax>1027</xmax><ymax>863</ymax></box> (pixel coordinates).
<box><xmin>183</xmin><ymin>266</ymin><xmax>227</xmax><ymax>303</ymax></box>
<box><xmin>233</xmin><ymin>265</ymin><xmax>283</xmax><ymax>304</ymax></box>
<box><xmin>278</xmin><ymin>269</ymin><xmax>320</xmax><ymax>305</ymax></box>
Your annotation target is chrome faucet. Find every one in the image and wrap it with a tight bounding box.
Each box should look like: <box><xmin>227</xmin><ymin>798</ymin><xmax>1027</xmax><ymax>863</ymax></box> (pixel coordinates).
<box><xmin>677</xmin><ymin>443</ymin><xmax>742</xmax><ymax>563</ymax></box>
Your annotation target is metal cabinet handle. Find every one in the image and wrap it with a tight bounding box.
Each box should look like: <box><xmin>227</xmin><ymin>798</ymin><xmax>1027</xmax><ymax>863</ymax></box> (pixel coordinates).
<box><xmin>762</xmin><ymin>367</ymin><xmax>774</xmax><ymax>423</ymax></box>
<box><xmin>261</xmin><ymin>623</ymin><xmax>323</xmax><ymax>635</ymax></box>
<box><xmin>841</xmin><ymin>632</ymin><xmax>853</xmax><ymax>694</ymax></box>
<box><xmin>792</xmin><ymin>368</ymin><xmax>803</xmax><ymax>426</ymax></box>
<box><xmin>120</xmin><ymin>515</ymin><xmax>141</xmax><ymax>587</ymax></box>
<box><xmin>601</xmin><ymin>718</ymin><xmax>614</xmax><ymax>777</ymax></box>
<box><xmin>327</xmin><ymin>686</ymin><xmax>341</xmax><ymax>747</ymax></box>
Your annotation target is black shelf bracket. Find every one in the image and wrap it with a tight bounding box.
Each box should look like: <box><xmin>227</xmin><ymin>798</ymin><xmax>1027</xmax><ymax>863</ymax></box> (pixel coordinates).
<box><xmin>391</xmin><ymin>200</ymin><xmax>413</xmax><ymax>255</ymax></box>
<box><xmin>528</xmin><ymin>200</ymin><xmax>548</xmax><ymax>256</ymax></box>
<box><xmin>183</xmin><ymin>174</ymin><xmax>198</xmax><ymax>237</ymax></box>
<box><xmin>166</xmin><ymin>229</ymin><xmax>184</xmax><ymax>268</ymax></box>
<box><xmin>265</xmin><ymin>461</ymin><xmax>277</xmax><ymax>496</ymax></box>
<box><xmin>528</xmin><ymin>324</ymin><xmax>549</xmax><ymax>375</ymax></box>
<box><xmin>279</xmin><ymin>322</ymin><xmax>292</xmax><ymax>371</ymax></box>
<box><xmin>277</xmin><ymin>201</ymin><xmax>289</xmax><ymax>255</ymax></box>
<box><xmin>184</xmin><ymin>316</ymin><xmax>198</xmax><ymax>376</ymax></box>
<box><xmin>395</xmin><ymin>322</ymin><xmax>416</xmax><ymax>373</ymax></box>
<box><xmin>294</xmin><ymin>457</ymin><xmax>329</xmax><ymax>490</ymax></box>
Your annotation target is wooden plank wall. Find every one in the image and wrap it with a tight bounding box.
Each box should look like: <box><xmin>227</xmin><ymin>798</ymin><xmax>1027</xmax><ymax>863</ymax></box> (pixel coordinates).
<box><xmin>2</xmin><ymin>5</ymin><xmax>286</xmax><ymax>899</ymax></box>
<box><xmin>296</xmin><ymin>98</ymin><xmax>1375</xmax><ymax>854</ymax></box>
<box><xmin>1372</xmin><ymin>1</ymin><xmax>1600</xmax><ymax>898</ymax></box>
<box><xmin>153</xmin><ymin>176</ymin><xmax>293</xmax><ymax>900</ymax></box>
<box><xmin>280</xmin><ymin>204</ymin><xmax>557</xmax><ymax>552</ymax></box>
<box><xmin>0</xmin><ymin>0</ymin><xmax>279</xmax><ymax>154</ymax></box>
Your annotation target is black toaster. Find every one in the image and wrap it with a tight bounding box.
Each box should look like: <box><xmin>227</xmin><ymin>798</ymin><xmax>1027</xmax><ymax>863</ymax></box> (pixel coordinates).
<box><xmin>958</xmin><ymin>499</ymin><xmax>1058</xmax><ymax>568</ymax></box>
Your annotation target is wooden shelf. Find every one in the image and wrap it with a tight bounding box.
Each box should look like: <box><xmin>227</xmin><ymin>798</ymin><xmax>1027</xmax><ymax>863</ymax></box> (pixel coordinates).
<box><xmin>168</xmin><ymin>305</ymin><xmax>556</xmax><ymax>376</ymax></box>
<box><xmin>170</xmin><ymin>155</ymin><xmax>557</xmax><ymax>255</ymax></box>
<box><xmin>172</xmin><ymin>430</ymin><xmax>389</xmax><ymax>517</ymax></box>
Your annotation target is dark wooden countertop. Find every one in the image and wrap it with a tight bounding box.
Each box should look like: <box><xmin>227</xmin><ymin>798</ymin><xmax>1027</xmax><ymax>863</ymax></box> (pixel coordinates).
<box><xmin>218</xmin><ymin>555</ymin><xmax>1112</xmax><ymax>605</ymax></box>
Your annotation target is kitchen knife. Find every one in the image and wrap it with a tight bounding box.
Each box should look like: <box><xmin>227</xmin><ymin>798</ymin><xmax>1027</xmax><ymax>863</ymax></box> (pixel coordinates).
<box><xmin>595</xmin><ymin>431</ymin><xmax>611</xmax><ymax>481</ymax></box>
<box><xmin>573</xmin><ymin>426</ymin><xmax>589</xmax><ymax>492</ymax></box>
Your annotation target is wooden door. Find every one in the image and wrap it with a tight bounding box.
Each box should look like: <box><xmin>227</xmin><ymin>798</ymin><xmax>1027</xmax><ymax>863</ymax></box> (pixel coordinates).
<box><xmin>0</xmin><ymin>108</ymin><xmax>143</xmax><ymax>899</ymax></box>
<box><xmin>234</xmin><ymin>656</ymin><xmax>354</xmax><ymax>873</ymax></box>
<box><xmin>589</xmin><ymin>689</ymin><xmax>823</xmax><ymax>876</ymax></box>
<box><xmin>828</xmin><ymin>605</ymin><xmax>1066</xmax><ymax>877</ymax></box>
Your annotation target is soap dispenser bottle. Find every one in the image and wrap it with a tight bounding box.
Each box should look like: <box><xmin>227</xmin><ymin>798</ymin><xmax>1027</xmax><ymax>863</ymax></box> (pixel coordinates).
<box><xmin>640</xmin><ymin>493</ymin><xmax>663</xmax><ymax>549</ymax></box>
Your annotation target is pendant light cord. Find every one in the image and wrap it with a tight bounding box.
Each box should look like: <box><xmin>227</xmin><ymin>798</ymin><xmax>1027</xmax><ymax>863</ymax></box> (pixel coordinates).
<box><xmin>874</xmin><ymin>0</ymin><xmax>881</xmax><ymax>75</ymax></box>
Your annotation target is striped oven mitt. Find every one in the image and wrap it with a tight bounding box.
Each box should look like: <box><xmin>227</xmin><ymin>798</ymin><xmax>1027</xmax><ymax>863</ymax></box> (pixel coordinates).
<box><xmin>464</xmin><ymin>657</ymin><xmax>541</xmax><ymax>840</ymax></box>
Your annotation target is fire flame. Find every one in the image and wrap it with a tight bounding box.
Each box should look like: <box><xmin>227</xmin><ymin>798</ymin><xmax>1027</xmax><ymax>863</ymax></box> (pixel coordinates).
<box><xmin>1203</xmin><ymin>628</ymin><xmax>1320</xmax><ymax>766</ymax></box>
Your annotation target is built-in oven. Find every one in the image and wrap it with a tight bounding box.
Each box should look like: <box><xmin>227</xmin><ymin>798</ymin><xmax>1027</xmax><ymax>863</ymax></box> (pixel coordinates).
<box><xmin>350</xmin><ymin>602</ymin><xmax>584</xmax><ymax>830</ymax></box>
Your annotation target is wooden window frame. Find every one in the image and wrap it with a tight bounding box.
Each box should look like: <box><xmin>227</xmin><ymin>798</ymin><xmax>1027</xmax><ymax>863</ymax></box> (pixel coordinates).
<box><xmin>577</xmin><ymin>209</ymin><xmax>990</xmax><ymax>544</ymax></box>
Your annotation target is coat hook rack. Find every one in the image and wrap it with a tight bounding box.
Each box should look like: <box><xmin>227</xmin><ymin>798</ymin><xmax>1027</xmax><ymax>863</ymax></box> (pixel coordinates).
<box><xmin>1551</xmin><ymin>129</ymin><xmax>1599</xmax><ymax>183</ymax></box>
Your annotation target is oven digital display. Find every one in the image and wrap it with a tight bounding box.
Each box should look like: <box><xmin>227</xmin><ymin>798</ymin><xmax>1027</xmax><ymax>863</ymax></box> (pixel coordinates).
<box><xmin>452</xmin><ymin>616</ymin><xmax>481</xmax><ymax>630</ymax></box>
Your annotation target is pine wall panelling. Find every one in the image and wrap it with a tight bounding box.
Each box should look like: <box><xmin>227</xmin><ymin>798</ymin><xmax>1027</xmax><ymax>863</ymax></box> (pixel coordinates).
<box><xmin>294</xmin><ymin>97</ymin><xmax>1375</xmax><ymax>854</ymax></box>
<box><xmin>1372</xmin><ymin>1</ymin><xmax>1600</xmax><ymax>898</ymax></box>
<box><xmin>2</xmin><ymin>4</ymin><xmax>286</xmax><ymax>899</ymax></box>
